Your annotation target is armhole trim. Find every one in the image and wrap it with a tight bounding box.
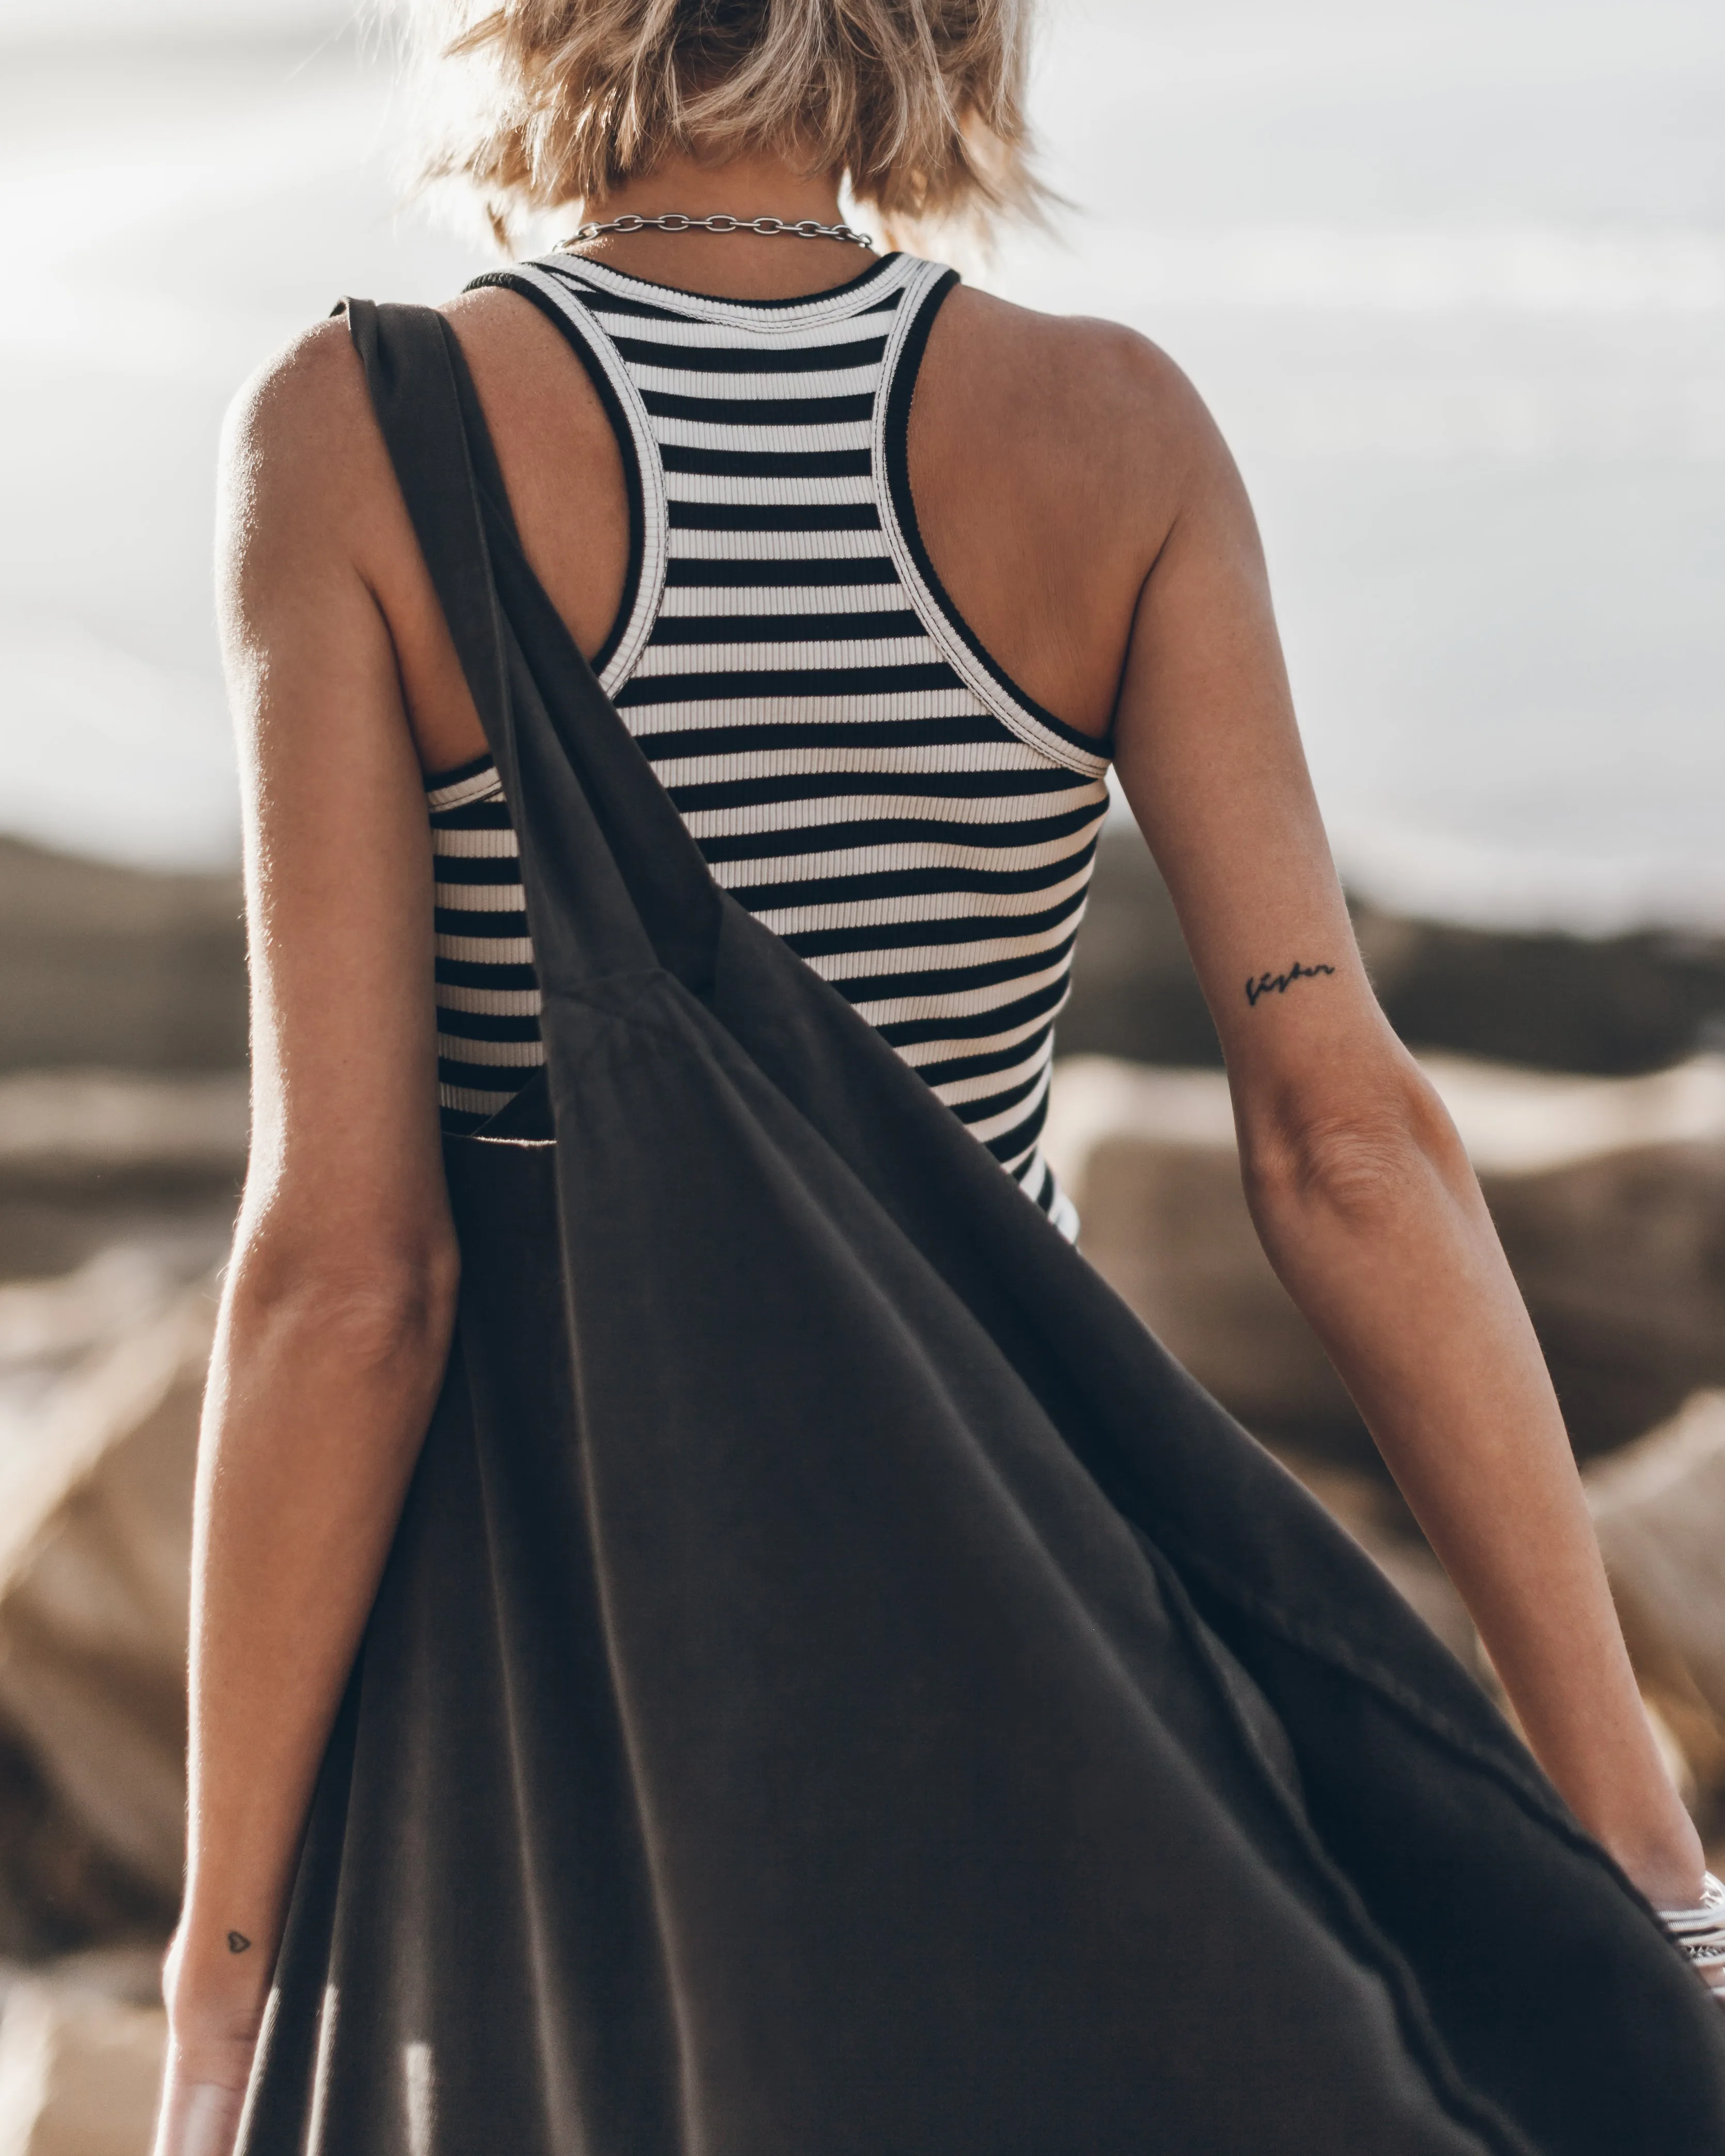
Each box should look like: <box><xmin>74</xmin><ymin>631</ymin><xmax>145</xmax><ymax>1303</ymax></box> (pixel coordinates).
<box><xmin>465</xmin><ymin>265</ymin><xmax>664</xmax><ymax>693</ymax></box>
<box><xmin>877</xmin><ymin>267</ymin><xmax>1111</xmax><ymax>779</ymax></box>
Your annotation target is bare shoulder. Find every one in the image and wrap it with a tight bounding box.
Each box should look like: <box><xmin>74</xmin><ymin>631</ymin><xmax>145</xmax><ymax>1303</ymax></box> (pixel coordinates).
<box><xmin>216</xmin><ymin>316</ymin><xmax>405</xmax><ymax>621</ymax></box>
<box><xmin>219</xmin><ymin>289</ymin><xmax>625</xmax><ymax>769</ymax></box>
<box><xmin>941</xmin><ymin>290</ymin><xmax>1199</xmax><ymax>413</ymax></box>
<box><xmin>930</xmin><ymin>287</ymin><xmax>1223</xmax><ymax>490</ymax></box>
<box><xmin>436</xmin><ymin>280</ymin><xmax>619</xmax><ymax>456</ymax></box>
<box><xmin>219</xmin><ymin>287</ymin><xmax>584</xmax><ymax>558</ymax></box>
<box><xmin>222</xmin><ymin>318</ymin><xmax>374</xmax><ymax>508</ymax></box>
<box><xmin>439</xmin><ymin>278</ymin><xmax>561</xmax><ymax>356</ymax></box>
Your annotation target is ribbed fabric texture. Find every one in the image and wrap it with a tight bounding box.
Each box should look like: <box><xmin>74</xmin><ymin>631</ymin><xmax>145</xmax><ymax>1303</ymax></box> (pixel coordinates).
<box><xmin>428</xmin><ymin>250</ymin><xmax>1112</xmax><ymax>1233</ymax></box>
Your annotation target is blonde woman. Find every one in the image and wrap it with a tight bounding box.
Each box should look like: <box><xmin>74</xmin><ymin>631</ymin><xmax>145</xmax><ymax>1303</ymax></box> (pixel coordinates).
<box><xmin>157</xmin><ymin>4</ymin><xmax>1725</xmax><ymax>2152</ymax></box>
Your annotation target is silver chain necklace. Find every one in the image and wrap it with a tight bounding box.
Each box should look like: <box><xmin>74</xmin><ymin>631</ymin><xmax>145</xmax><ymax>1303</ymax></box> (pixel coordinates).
<box><xmin>558</xmin><ymin>211</ymin><xmax>875</xmax><ymax>253</ymax></box>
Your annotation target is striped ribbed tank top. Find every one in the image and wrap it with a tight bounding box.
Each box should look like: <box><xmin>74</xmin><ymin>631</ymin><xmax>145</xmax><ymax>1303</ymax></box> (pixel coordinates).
<box><xmin>427</xmin><ymin>249</ymin><xmax>1112</xmax><ymax>1236</ymax></box>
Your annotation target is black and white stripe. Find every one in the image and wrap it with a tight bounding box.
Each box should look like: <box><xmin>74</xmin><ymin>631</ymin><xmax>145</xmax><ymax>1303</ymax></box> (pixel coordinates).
<box><xmin>431</xmin><ymin>251</ymin><xmax>1111</xmax><ymax>1236</ymax></box>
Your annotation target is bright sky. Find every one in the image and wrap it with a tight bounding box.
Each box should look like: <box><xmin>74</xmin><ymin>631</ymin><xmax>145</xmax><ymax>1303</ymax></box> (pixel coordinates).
<box><xmin>1</xmin><ymin>0</ymin><xmax>1721</xmax><ymax>926</ymax></box>
<box><xmin>0</xmin><ymin>0</ymin><xmax>344</xmax><ymax>33</ymax></box>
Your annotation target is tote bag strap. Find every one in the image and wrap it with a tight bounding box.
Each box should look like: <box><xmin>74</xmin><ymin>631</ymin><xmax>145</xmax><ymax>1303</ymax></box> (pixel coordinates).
<box><xmin>339</xmin><ymin>295</ymin><xmax>726</xmax><ymax>1001</ymax></box>
<box><xmin>343</xmin><ymin>296</ymin><xmax>700</xmax><ymax>999</ymax></box>
<box><xmin>338</xmin><ymin>298</ymin><xmax>516</xmax><ymax>762</ymax></box>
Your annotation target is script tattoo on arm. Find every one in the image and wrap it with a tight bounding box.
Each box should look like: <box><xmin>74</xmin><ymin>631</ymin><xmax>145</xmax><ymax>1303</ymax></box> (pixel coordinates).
<box><xmin>1244</xmin><ymin>960</ymin><xmax>1337</xmax><ymax>1009</ymax></box>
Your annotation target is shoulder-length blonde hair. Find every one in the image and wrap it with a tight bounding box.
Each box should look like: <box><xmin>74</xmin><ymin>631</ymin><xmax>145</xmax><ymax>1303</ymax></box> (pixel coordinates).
<box><xmin>406</xmin><ymin>0</ymin><xmax>1044</xmax><ymax>247</ymax></box>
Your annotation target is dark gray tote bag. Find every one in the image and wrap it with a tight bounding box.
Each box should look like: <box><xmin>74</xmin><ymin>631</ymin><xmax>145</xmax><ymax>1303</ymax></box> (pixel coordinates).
<box><xmin>233</xmin><ymin>299</ymin><xmax>1725</xmax><ymax>2156</ymax></box>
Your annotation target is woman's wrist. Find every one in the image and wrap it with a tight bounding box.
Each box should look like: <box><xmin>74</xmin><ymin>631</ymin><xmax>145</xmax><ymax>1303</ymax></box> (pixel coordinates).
<box><xmin>1591</xmin><ymin>1803</ymin><xmax>1706</xmax><ymax>1913</ymax></box>
<box><xmin>165</xmin><ymin>2022</ymin><xmax>262</xmax><ymax>2099</ymax></box>
<box><xmin>164</xmin><ymin>1922</ymin><xmax>272</xmax><ymax>2054</ymax></box>
<box><xmin>1507</xmin><ymin>1655</ymin><xmax>1707</xmax><ymax>1910</ymax></box>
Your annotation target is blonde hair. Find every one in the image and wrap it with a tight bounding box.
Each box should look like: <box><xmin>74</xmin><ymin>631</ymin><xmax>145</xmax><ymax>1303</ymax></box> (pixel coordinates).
<box><xmin>404</xmin><ymin>0</ymin><xmax>1044</xmax><ymax>247</ymax></box>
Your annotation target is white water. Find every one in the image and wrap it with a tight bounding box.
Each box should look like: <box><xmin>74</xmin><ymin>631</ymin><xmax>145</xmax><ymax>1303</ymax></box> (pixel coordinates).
<box><xmin>2</xmin><ymin>0</ymin><xmax>1721</xmax><ymax>931</ymax></box>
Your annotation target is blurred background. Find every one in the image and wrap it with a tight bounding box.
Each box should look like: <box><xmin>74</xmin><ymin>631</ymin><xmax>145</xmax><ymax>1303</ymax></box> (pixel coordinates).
<box><xmin>0</xmin><ymin>0</ymin><xmax>1721</xmax><ymax>2142</ymax></box>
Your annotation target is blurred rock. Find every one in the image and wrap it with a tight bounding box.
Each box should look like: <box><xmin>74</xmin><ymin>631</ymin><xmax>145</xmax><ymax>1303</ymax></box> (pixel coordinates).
<box><xmin>1281</xmin><ymin>1419</ymin><xmax>1725</xmax><ymax>1833</ymax></box>
<box><xmin>0</xmin><ymin>838</ymin><xmax>244</xmax><ymax>1079</ymax></box>
<box><xmin>0</xmin><ymin>1973</ymin><xmax>165</xmax><ymax>2156</ymax></box>
<box><xmin>1356</xmin><ymin>909</ymin><xmax>1725</xmax><ymax>1080</ymax></box>
<box><xmin>0</xmin><ymin>1199</ymin><xmax>234</xmax><ymax>1303</ymax></box>
<box><xmin>1045</xmin><ymin>1053</ymin><xmax>1725</xmax><ymax>1465</ymax></box>
<box><xmin>0</xmin><ymin>1074</ymin><xmax>243</xmax><ymax>1289</ymax></box>
<box><xmin>1411</xmin><ymin>1053</ymin><xmax>1725</xmax><ymax>1170</ymax></box>
<box><xmin>1420</xmin><ymin>1058</ymin><xmax>1725</xmax><ymax>1452</ymax></box>
<box><xmin>0</xmin><ymin>1736</ymin><xmax>172</xmax><ymax>1971</ymax></box>
<box><xmin>0</xmin><ymin>846</ymin><xmax>248</xmax><ymax>1286</ymax></box>
<box><xmin>0</xmin><ymin>1283</ymin><xmax>214</xmax><ymax>1956</ymax></box>
<box><xmin>1062</xmin><ymin>820</ymin><xmax>1725</xmax><ymax>1077</ymax></box>
<box><xmin>0</xmin><ymin>1078</ymin><xmax>247</xmax><ymax>1194</ymax></box>
<box><xmin>0</xmin><ymin>1257</ymin><xmax>192</xmax><ymax>1381</ymax></box>
<box><xmin>1047</xmin><ymin>1061</ymin><xmax>1360</xmax><ymax>1455</ymax></box>
<box><xmin>0</xmin><ymin>1950</ymin><xmax>165</xmax><ymax>2018</ymax></box>
<box><xmin>12</xmin><ymin>813</ymin><xmax>1722</xmax><ymax>1090</ymax></box>
<box><xmin>1586</xmin><ymin>1395</ymin><xmax>1725</xmax><ymax>1811</ymax></box>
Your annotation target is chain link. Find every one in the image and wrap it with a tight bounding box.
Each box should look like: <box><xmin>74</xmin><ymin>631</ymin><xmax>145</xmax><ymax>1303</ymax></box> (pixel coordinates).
<box><xmin>557</xmin><ymin>212</ymin><xmax>875</xmax><ymax>253</ymax></box>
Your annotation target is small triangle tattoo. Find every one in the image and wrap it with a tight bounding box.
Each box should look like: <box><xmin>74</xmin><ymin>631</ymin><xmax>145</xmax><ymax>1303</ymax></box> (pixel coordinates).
<box><xmin>227</xmin><ymin>1931</ymin><xmax>252</xmax><ymax>1954</ymax></box>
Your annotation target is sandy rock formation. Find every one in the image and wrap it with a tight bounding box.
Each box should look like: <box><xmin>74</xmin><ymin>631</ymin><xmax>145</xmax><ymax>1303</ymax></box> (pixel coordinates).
<box><xmin>13</xmin><ymin>810</ymin><xmax>1723</xmax><ymax>1097</ymax></box>
<box><xmin>0</xmin><ymin>837</ymin><xmax>244</xmax><ymax>1079</ymax></box>
<box><xmin>0</xmin><ymin>1079</ymin><xmax>247</xmax><ymax>1195</ymax></box>
<box><xmin>0</xmin><ymin>1280</ymin><xmax>215</xmax><ymax>1958</ymax></box>
<box><xmin>0</xmin><ymin>1077</ymin><xmax>242</xmax><ymax>1948</ymax></box>
<box><xmin>1046</xmin><ymin>1061</ymin><xmax>1360</xmax><ymax>1454</ymax></box>
<box><xmin>0</xmin><ymin>1956</ymin><xmax>166</xmax><ymax>2156</ymax></box>
<box><xmin>1062</xmin><ymin>820</ymin><xmax>1725</xmax><ymax>1077</ymax></box>
<box><xmin>1046</xmin><ymin>1059</ymin><xmax>1725</xmax><ymax>1814</ymax></box>
<box><xmin>1586</xmin><ymin>1393</ymin><xmax>1725</xmax><ymax>1816</ymax></box>
<box><xmin>0</xmin><ymin>1069</ymin><xmax>243</xmax><ymax>1304</ymax></box>
<box><xmin>1044</xmin><ymin>1052</ymin><xmax>1725</xmax><ymax>1463</ymax></box>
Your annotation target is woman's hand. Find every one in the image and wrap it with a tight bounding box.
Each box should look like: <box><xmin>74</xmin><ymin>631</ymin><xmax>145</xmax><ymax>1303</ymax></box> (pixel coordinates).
<box><xmin>151</xmin><ymin>1932</ymin><xmax>267</xmax><ymax>2156</ymax></box>
<box><xmin>152</xmin><ymin>2058</ymin><xmax>252</xmax><ymax>2156</ymax></box>
<box><xmin>1648</xmin><ymin>1873</ymin><xmax>1725</xmax><ymax>2008</ymax></box>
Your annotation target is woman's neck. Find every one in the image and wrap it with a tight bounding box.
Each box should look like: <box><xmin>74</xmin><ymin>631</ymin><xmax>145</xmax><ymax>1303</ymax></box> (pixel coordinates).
<box><xmin>556</xmin><ymin>150</ymin><xmax>873</xmax><ymax>300</ymax></box>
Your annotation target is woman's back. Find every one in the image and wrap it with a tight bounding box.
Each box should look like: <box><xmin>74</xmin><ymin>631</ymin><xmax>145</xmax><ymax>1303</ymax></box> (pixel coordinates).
<box><xmin>415</xmin><ymin>244</ymin><xmax>1176</xmax><ymax>1220</ymax></box>
<box><xmin>429</xmin><ymin>226</ymin><xmax>1176</xmax><ymax>753</ymax></box>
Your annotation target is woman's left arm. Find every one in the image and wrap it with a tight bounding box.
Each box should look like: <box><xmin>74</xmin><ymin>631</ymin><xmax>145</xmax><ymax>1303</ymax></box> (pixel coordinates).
<box><xmin>1108</xmin><ymin>362</ymin><xmax>1704</xmax><ymax>1912</ymax></box>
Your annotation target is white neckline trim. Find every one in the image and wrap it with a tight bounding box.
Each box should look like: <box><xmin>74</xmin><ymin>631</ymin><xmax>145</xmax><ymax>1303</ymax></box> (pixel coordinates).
<box><xmin>530</xmin><ymin>250</ymin><xmax>920</xmax><ymax>335</ymax></box>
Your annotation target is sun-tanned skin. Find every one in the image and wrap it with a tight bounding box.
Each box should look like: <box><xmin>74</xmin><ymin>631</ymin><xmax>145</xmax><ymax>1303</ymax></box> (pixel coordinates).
<box><xmin>153</xmin><ymin>148</ymin><xmax>1710</xmax><ymax>2156</ymax></box>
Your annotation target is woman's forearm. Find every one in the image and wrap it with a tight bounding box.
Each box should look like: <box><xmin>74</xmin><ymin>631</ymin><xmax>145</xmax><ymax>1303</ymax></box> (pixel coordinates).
<box><xmin>167</xmin><ymin>1240</ymin><xmax>457</xmax><ymax>2067</ymax></box>
<box><xmin>1241</xmin><ymin>1077</ymin><xmax>1703</xmax><ymax>1906</ymax></box>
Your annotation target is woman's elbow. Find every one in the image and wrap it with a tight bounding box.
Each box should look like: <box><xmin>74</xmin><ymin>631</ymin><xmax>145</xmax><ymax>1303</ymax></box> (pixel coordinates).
<box><xmin>1238</xmin><ymin>1063</ymin><xmax>1471</xmax><ymax>1235</ymax></box>
<box><xmin>226</xmin><ymin>1230</ymin><xmax>461</xmax><ymax>1376</ymax></box>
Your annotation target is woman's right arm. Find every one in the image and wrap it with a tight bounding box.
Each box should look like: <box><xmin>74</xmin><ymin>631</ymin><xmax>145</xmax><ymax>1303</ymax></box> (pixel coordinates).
<box><xmin>1101</xmin><ymin>346</ymin><xmax>1704</xmax><ymax>1918</ymax></box>
<box><xmin>153</xmin><ymin>324</ymin><xmax>462</xmax><ymax>2155</ymax></box>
